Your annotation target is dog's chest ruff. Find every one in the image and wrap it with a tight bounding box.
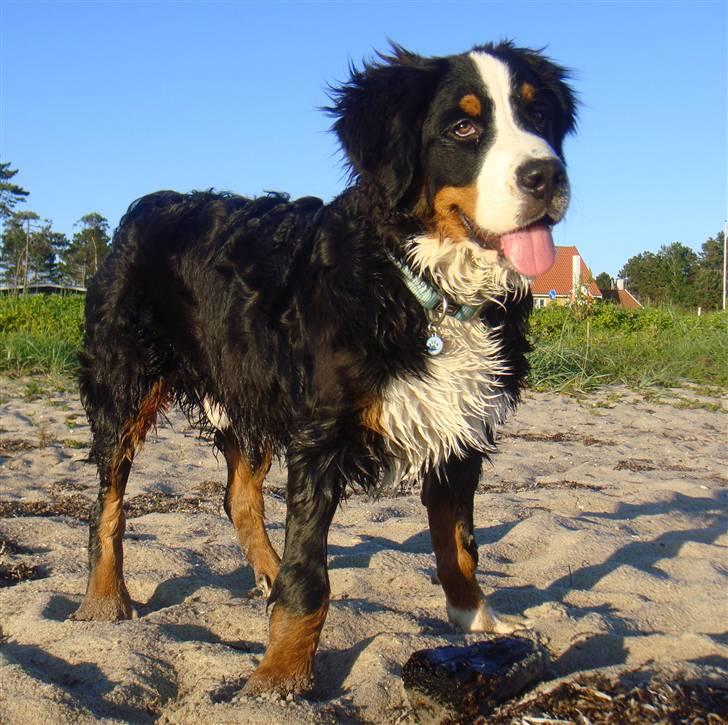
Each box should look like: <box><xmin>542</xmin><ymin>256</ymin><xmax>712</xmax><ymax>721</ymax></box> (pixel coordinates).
<box><xmin>378</xmin><ymin>317</ymin><xmax>513</xmax><ymax>480</ymax></box>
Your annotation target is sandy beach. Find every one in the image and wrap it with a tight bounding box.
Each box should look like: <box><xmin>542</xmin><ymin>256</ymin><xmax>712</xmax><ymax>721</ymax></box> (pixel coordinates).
<box><xmin>1</xmin><ymin>376</ymin><xmax>726</xmax><ymax>722</ymax></box>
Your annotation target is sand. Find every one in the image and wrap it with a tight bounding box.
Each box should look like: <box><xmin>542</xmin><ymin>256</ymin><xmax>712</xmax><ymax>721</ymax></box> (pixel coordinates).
<box><xmin>0</xmin><ymin>376</ymin><xmax>726</xmax><ymax>723</ymax></box>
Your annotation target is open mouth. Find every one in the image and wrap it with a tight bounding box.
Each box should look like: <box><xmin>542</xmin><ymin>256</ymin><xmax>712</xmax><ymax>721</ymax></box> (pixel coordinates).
<box><xmin>458</xmin><ymin>211</ymin><xmax>557</xmax><ymax>277</ymax></box>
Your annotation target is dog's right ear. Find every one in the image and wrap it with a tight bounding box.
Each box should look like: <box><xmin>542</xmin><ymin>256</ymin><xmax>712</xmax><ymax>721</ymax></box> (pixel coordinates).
<box><xmin>327</xmin><ymin>46</ymin><xmax>445</xmax><ymax>209</ymax></box>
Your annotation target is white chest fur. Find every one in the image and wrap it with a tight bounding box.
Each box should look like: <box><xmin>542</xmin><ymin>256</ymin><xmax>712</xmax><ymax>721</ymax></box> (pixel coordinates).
<box><xmin>378</xmin><ymin>316</ymin><xmax>514</xmax><ymax>481</ymax></box>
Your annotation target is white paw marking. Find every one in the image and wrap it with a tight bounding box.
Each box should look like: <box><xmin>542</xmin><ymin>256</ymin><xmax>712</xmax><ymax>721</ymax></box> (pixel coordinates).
<box><xmin>256</xmin><ymin>574</ymin><xmax>272</xmax><ymax>598</ymax></box>
<box><xmin>447</xmin><ymin>600</ymin><xmax>525</xmax><ymax>634</ymax></box>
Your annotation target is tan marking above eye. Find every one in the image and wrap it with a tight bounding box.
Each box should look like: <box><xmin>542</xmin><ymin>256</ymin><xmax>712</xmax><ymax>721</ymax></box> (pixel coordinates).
<box><xmin>458</xmin><ymin>94</ymin><xmax>482</xmax><ymax>117</ymax></box>
<box><xmin>521</xmin><ymin>82</ymin><xmax>536</xmax><ymax>103</ymax></box>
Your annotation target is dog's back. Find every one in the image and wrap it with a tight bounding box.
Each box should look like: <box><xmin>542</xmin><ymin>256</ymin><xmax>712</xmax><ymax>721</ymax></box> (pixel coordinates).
<box><xmin>80</xmin><ymin>190</ymin><xmax>327</xmax><ymax>460</ymax></box>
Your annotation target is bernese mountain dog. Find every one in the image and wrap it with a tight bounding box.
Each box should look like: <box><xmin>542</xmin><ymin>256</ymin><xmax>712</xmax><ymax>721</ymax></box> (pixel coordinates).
<box><xmin>73</xmin><ymin>42</ymin><xmax>577</xmax><ymax>695</ymax></box>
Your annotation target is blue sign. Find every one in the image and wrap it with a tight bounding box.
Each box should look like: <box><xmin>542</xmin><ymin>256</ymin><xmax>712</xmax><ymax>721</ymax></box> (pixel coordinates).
<box><xmin>548</xmin><ymin>289</ymin><xmax>557</xmax><ymax>300</ymax></box>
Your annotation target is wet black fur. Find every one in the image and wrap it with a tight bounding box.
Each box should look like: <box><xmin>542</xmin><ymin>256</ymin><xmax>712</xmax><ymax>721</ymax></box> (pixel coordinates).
<box><xmin>79</xmin><ymin>43</ymin><xmax>575</xmax><ymax>617</ymax></box>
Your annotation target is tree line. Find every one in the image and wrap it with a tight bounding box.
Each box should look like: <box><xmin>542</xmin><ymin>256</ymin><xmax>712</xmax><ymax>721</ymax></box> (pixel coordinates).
<box><xmin>612</xmin><ymin>237</ymin><xmax>724</xmax><ymax>310</ymax></box>
<box><xmin>0</xmin><ymin>162</ymin><xmax>111</xmax><ymax>289</ymax></box>
<box><xmin>1</xmin><ymin>161</ymin><xmax>725</xmax><ymax>308</ymax></box>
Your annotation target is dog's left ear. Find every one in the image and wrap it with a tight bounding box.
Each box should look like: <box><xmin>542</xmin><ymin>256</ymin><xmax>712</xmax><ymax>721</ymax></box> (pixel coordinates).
<box><xmin>517</xmin><ymin>47</ymin><xmax>578</xmax><ymax>146</ymax></box>
<box><xmin>328</xmin><ymin>46</ymin><xmax>445</xmax><ymax>209</ymax></box>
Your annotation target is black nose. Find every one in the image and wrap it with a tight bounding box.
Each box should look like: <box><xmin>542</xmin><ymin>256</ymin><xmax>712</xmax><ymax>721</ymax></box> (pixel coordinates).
<box><xmin>516</xmin><ymin>159</ymin><xmax>566</xmax><ymax>201</ymax></box>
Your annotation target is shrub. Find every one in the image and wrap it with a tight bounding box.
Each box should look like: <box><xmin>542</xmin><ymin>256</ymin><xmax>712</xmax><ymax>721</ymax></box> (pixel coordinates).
<box><xmin>528</xmin><ymin>304</ymin><xmax>574</xmax><ymax>338</ymax></box>
<box><xmin>0</xmin><ymin>294</ymin><xmax>84</xmax><ymax>345</ymax></box>
<box><xmin>587</xmin><ymin>304</ymin><xmax>638</xmax><ymax>331</ymax></box>
<box><xmin>0</xmin><ymin>294</ymin><xmax>726</xmax><ymax>390</ymax></box>
<box><xmin>527</xmin><ymin>303</ymin><xmax>728</xmax><ymax>390</ymax></box>
<box><xmin>0</xmin><ymin>294</ymin><xmax>84</xmax><ymax>375</ymax></box>
<box><xmin>630</xmin><ymin>306</ymin><xmax>676</xmax><ymax>332</ymax></box>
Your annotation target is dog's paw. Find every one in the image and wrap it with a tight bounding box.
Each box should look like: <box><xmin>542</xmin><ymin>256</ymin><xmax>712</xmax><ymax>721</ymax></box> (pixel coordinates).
<box><xmin>256</xmin><ymin>574</ymin><xmax>272</xmax><ymax>598</ymax></box>
<box><xmin>70</xmin><ymin>594</ymin><xmax>134</xmax><ymax>622</ymax></box>
<box><xmin>243</xmin><ymin>574</ymin><xmax>273</xmax><ymax>600</ymax></box>
<box><xmin>243</xmin><ymin>664</ymin><xmax>313</xmax><ymax>697</ymax></box>
<box><xmin>447</xmin><ymin>601</ymin><xmax>531</xmax><ymax>634</ymax></box>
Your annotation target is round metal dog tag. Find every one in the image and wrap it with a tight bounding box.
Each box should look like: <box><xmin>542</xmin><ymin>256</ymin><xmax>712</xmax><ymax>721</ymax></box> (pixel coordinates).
<box><xmin>426</xmin><ymin>333</ymin><xmax>444</xmax><ymax>356</ymax></box>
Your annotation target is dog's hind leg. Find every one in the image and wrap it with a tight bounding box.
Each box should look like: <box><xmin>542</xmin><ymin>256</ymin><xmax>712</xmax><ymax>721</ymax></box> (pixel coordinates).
<box><xmin>218</xmin><ymin>432</ymin><xmax>280</xmax><ymax>596</ymax></box>
<box><xmin>73</xmin><ymin>379</ymin><xmax>171</xmax><ymax>621</ymax></box>
<box><xmin>423</xmin><ymin>453</ymin><xmax>521</xmax><ymax>634</ymax></box>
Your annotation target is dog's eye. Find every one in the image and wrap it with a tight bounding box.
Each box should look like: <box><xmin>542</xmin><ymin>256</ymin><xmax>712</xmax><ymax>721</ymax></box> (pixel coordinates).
<box><xmin>451</xmin><ymin>120</ymin><xmax>479</xmax><ymax>139</ymax></box>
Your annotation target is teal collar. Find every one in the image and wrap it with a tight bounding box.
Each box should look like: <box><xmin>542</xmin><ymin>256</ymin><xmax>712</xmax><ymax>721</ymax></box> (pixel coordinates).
<box><xmin>386</xmin><ymin>251</ymin><xmax>482</xmax><ymax>322</ymax></box>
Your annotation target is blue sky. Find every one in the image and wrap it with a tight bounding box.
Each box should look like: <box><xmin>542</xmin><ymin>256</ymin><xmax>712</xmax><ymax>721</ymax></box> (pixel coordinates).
<box><xmin>2</xmin><ymin>0</ymin><xmax>726</xmax><ymax>277</ymax></box>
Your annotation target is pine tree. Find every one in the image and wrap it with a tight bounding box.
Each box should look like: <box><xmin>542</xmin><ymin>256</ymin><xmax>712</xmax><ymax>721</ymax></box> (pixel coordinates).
<box><xmin>62</xmin><ymin>213</ymin><xmax>111</xmax><ymax>286</ymax></box>
<box><xmin>692</xmin><ymin>231</ymin><xmax>724</xmax><ymax>310</ymax></box>
<box><xmin>0</xmin><ymin>162</ymin><xmax>30</xmax><ymax>220</ymax></box>
<box><xmin>0</xmin><ymin>212</ymin><xmax>69</xmax><ymax>288</ymax></box>
<box><xmin>619</xmin><ymin>238</ymin><xmax>719</xmax><ymax>309</ymax></box>
<box><xmin>0</xmin><ymin>211</ymin><xmax>40</xmax><ymax>289</ymax></box>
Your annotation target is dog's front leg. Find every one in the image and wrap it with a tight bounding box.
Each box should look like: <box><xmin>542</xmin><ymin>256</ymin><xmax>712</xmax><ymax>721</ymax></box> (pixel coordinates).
<box><xmin>244</xmin><ymin>422</ymin><xmax>344</xmax><ymax>696</ymax></box>
<box><xmin>423</xmin><ymin>452</ymin><xmax>524</xmax><ymax>634</ymax></box>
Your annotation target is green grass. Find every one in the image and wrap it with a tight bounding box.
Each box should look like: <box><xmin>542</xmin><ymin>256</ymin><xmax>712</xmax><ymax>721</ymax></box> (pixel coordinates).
<box><xmin>527</xmin><ymin>304</ymin><xmax>728</xmax><ymax>392</ymax></box>
<box><xmin>0</xmin><ymin>295</ymin><xmax>83</xmax><ymax>377</ymax></box>
<box><xmin>0</xmin><ymin>332</ymin><xmax>80</xmax><ymax>377</ymax></box>
<box><xmin>1</xmin><ymin>293</ymin><xmax>726</xmax><ymax>393</ymax></box>
<box><xmin>0</xmin><ymin>293</ymin><xmax>84</xmax><ymax>341</ymax></box>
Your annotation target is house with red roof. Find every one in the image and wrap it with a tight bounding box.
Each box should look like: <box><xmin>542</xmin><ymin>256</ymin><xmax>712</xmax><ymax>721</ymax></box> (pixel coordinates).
<box><xmin>599</xmin><ymin>280</ymin><xmax>643</xmax><ymax>309</ymax></box>
<box><xmin>531</xmin><ymin>245</ymin><xmax>642</xmax><ymax>309</ymax></box>
<box><xmin>531</xmin><ymin>245</ymin><xmax>602</xmax><ymax>308</ymax></box>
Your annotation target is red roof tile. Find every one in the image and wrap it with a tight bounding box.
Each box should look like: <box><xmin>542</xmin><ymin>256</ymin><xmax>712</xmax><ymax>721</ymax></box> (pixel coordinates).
<box><xmin>531</xmin><ymin>246</ymin><xmax>602</xmax><ymax>298</ymax></box>
<box><xmin>600</xmin><ymin>287</ymin><xmax>643</xmax><ymax>309</ymax></box>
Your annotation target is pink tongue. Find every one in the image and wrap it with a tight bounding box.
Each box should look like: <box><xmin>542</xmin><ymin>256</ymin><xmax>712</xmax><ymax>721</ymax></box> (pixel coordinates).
<box><xmin>499</xmin><ymin>222</ymin><xmax>556</xmax><ymax>277</ymax></box>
